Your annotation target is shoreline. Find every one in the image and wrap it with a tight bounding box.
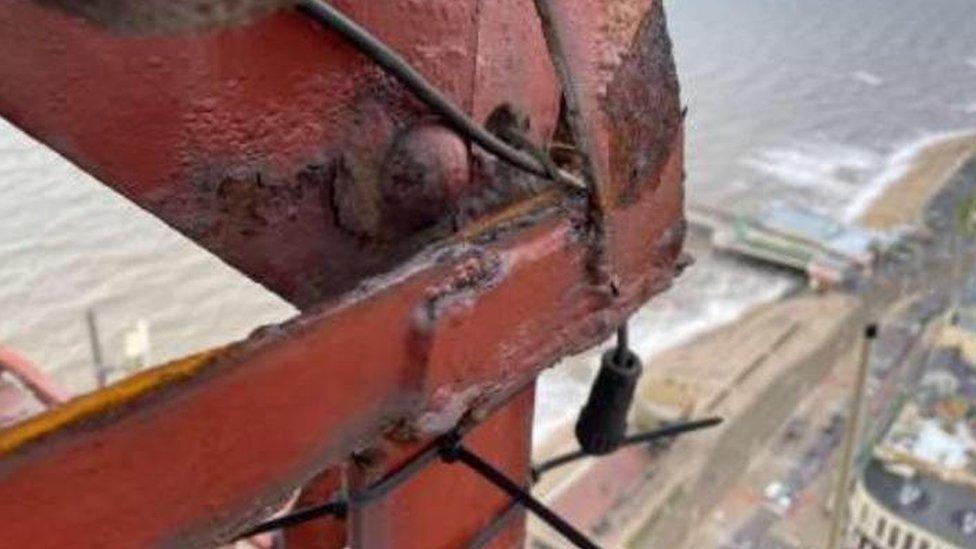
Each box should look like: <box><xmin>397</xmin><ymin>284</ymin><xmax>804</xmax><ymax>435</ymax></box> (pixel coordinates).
<box><xmin>534</xmin><ymin>130</ymin><xmax>976</xmax><ymax>451</ymax></box>
<box><xmin>530</xmin><ymin>133</ymin><xmax>976</xmax><ymax>547</ymax></box>
<box><xmin>858</xmin><ymin>131</ymin><xmax>976</xmax><ymax>228</ymax></box>
<box><xmin>535</xmin><ymin>131</ymin><xmax>976</xmax><ymax>457</ymax></box>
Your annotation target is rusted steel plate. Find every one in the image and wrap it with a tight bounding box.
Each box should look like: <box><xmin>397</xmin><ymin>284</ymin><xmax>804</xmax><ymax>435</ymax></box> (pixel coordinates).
<box><xmin>533</xmin><ymin>0</ymin><xmax>681</xmax><ymax>202</ymax></box>
<box><xmin>0</xmin><ymin>126</ymin><xmax>682</xmax><ymax>547</ymax></box>
<box><xmin>34</xmin><ymin>0</ymin><xmax>293</xmax><ymax>33</ymax></box>
<box><xmin>349</xmin><ymin>386</ymin><xmax>533</xmax><ymax>549</ymax></box>
<box><xmin>0</xmin><ymin>0</ymin><xmax>559</xmax><ymax>308</ymax></box>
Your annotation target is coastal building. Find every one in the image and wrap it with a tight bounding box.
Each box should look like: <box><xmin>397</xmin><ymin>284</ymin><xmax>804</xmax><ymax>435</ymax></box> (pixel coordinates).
<box><xmin>939</xmin><ymin>277</ymin><xmax>976</xmax><ymax>363</ymax></box>
<box><xmin>849</xmin><ymin>308</ymin><xmax>976</xmax><ymax>549</ymax></box>
<box><xmin>850</xmin><ymin>460</ymin><xmax>976</xmax><ymax>549</ymax></box>
<box><xmin>709</xmin><ymin>204</ymin><xmax>880</xmax><ymax>290</ymax></box>
<box><xmin>753</xmin><ymin>204</ymin><xmax>877</xmax><ymax>268</ymax></box>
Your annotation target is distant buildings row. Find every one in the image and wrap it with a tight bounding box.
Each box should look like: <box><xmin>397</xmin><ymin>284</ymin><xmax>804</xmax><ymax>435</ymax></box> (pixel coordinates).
<box><xmin>850</xmin><ymin>278</ymin><xmax>976</xmax><ymax>549</ymax></box>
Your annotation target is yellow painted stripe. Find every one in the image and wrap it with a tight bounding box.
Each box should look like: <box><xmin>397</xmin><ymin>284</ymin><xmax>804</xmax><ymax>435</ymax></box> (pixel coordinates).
<box><xmin>0</xmin><ymin>348</ymin><xmax>225</xmax><ymax>456</ymax></box>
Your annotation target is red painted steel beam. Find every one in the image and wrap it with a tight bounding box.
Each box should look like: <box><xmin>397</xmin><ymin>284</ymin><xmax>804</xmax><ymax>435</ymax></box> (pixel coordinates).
<box><xmin>349</xmin><ymin>386</ymin><xmax>535</xmax><ymax>549</ymax></box>
<box><xmin>0</xmin><ymin>1</ymin><xmax>683</xmax><ymax>546</ymax></box>
<box><xmin>0</xmin><ymin>130</ymin><xmax>682</xmax><ymax>547</ymax></box>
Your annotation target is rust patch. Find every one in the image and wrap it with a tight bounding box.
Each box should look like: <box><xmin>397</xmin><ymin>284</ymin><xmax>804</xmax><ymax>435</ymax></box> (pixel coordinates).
<box><xmin>35</xmin><ymin>0</ymin><xmax>291</xmax><ymax>34</ymax></box>
<box><xmin>214</xmin><ymin>168</ymin><xmax>323</xmax><ymax>235</ymax></box>
<box><xmin>332</xmin><ymin>155</ymin><xmax>383</xmax><ymax>239</ymax></box>
<box><xmin>604</xmin><ymin>0</ymin><xmax>650</xmax><ymax>50</ymax></box>
<box><xmin>650</xmin><ymin>217</ymin><xmax>687</xmax><ymax>270</ymax></box>
<box><xmin>419</xmin><ymin>249</ymin><xmax>505</xmax><ymax>326</ymax></box>
<box><xmin>605</xmin><ymin>0</ymin><xmax>681</xmax><ymax>205</ymax></box>
<box><xmin>166</xmin><ymin>162</ymin><xmax>335</xmax><ymax>244</ymax></box>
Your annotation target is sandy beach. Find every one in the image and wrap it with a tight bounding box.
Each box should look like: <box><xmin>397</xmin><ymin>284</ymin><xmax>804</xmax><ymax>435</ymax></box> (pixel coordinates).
<box><xmin>859</xmin><ymin>133</ymin><xmax>976</xmax><ymax>229</ymax></box>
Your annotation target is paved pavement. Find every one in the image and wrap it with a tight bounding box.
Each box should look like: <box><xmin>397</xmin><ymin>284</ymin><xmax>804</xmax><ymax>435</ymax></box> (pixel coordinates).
<box><xmin>696</xmin><ymin>289</ymin><xmax>947</xmax><ymax>549</ymax></box>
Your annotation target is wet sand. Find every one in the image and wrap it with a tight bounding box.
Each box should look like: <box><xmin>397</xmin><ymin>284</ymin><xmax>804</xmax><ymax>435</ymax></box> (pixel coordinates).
<box><xmin>860</xmin><ymin>133</ymin><xmax>976</xmax><ymax>229</ymax></box>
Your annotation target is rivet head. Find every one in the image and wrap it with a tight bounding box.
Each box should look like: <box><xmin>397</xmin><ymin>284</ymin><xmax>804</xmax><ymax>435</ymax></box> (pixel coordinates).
<box><xmin>381</xmin><ymin>123</ymin><xmax>471</xmax><ymax>233</ymax></box>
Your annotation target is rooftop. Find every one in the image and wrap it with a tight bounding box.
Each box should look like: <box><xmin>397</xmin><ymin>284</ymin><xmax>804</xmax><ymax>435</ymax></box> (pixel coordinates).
<box><xmin>863</xmin><ymin>459</ymin><xmax>976</xmax><ymax>548</ymax></box>
<box><xmin>866</xmin><ymin>305</ymin><xmax>976</xmax><ymax>545</ymax></box>
<box><xmin>877</xmin><ymin>342</ymin><xmax>976</xmax><ymax>472</ymax></box>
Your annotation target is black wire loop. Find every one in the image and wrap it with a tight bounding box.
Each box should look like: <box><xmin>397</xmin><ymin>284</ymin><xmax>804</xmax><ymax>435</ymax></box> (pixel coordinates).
<box><xmin>236</xmin><ymin>429</ymin><xmax>599</xmax><ymax>548</ymax></box>
<box><xmin>235</xmin><ymin>417</ymin><xmax>722</xmax><ymax>546</ymax></box>
<box><xmin>534</xmin><ymin>416</ymin><xmax>723</xmax><ymax>480</ymax></box>
<box><xmin>296</xmin><ymin>0</ymin><xmax>587</xmax><ymax>191</ymax></box>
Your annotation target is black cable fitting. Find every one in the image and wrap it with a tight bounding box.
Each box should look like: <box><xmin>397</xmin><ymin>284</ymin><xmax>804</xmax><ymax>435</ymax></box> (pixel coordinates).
<box><xmin>236</xmin><ymin>428</ymin><xmax>600</xmax><ymax>548</ymax></box>
<box><xmin>234</xmin><ymin>431</ymin><xmax>452</xmax><ymax>542</ymax></box>
<box><xmin>436</xmin><ymin>430</ymin><xmax>464</xmax><ymax>463</ymax></box>
<box><xmin>575</xmin><ymin>323</ymin><xmax>643</xmax><ymax>455</ymax></box>
<box><xmin>237</xmin><ymin>442</ymin><xmax>445</xmax><ymax>541</ymax></box>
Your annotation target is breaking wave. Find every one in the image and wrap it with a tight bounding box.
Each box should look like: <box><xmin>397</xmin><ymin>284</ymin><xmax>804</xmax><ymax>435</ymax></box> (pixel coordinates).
<box><xmin>844</xmin><ymin>130</ymin><xmax>976</xmax><ymax>221</ymax></box>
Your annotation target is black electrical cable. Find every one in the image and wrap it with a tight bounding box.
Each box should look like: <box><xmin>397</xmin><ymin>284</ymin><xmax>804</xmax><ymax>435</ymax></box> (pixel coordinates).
<box><xmin>236</xmin><ymin>415</ymin><xmax>721</xmax><ymax>544</ymax></box>
<box><xmin>534</xmin><ymin>416</ymin><xmax>723</xmax><ymax>479</ymax></box>
<box><xmin>349</xmin><ymin>441</ymin><xmax>443</xmax><ymax>505</ymax></box>
<box><xmin>440</xmin><ymin>438</ymin><xmax>601</xmax><ymax>549</ymax></box>
<box><xmin>233</xmin><ymin>431</ymin><xmax>451</xmax><ymax>542</ymax></box>
<box><xmin>237</xmin><ymin>500</ymin><xmax>348</xmax><ymax>539</ymax></box>
<box><xmin>615</xmin><ymin>324</ymin><xmax>629</xmax><ymax>365</ymax></box>
<box><xmin>295</xmin><ymin>0</ymin><xmax>587</xmax><ymax>191</ymax></box>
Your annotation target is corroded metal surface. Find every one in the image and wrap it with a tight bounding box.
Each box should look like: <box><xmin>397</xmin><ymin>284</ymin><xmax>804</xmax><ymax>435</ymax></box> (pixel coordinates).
<box><xmin>0</xmin><ymin>149</ymin><xmax>682</xmax><ymax>545</ymax></box>
<box><xmin>0</xmin><ymin>0</ymin><xmax>683</xmax><ymax>547</ymax></box>
<box><xmin>35</xmin><ymin>0</ymin><xmax>292</xmax><ymax>33</ymax></box>
<box><xmin>0</xmin><ymin>0</ymin><xmax>559</xmax><ymax>308</ymax></box>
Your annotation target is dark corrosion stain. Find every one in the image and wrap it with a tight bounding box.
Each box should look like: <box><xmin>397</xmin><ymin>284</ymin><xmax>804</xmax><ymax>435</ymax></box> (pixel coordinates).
<box><xmin>605</xmin><ymin>0</ymin><xmax>681</xmax><ymax>205</ymax></box>
<box><xmin>330</xmin><ymin>155</ymin><xmax>381</xmax><ymax>239</ymax></box>
<box><xmin>172</xmin><ymin>162</ymin><xmax>336</xmax><ymax>243</ymax></box>
<box><xmin>455</xmin><ymin>150</ymin><xmax>554</xmax><ymax>228</ymax></box>
<box><xmin>421</xmin><ymin>249</ymin><xmax>505</xmax><ymax>324</ymax></box>
<box><xmin>650</xmin><ymin>217</ymin><xmax>687</xmax><ymax>270</ymax></box>
<box><xmin>213</xmin><ymin>168</ymin><xmax>327</xmax><ymax>235</ymax></box>
<box><xmin>36</xmin><ymin>0</ymin><xmax>291</xmax><ymax>34</ymax></box>
<box><xmin>144</xmin><ymin>79</ymin><xmax>568</xmax><ymax>307</ymax></box>
<box><xmin>407</xmin><ymin>247</ymin><xmax>506</xmax><ymax>367</ymax></box>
